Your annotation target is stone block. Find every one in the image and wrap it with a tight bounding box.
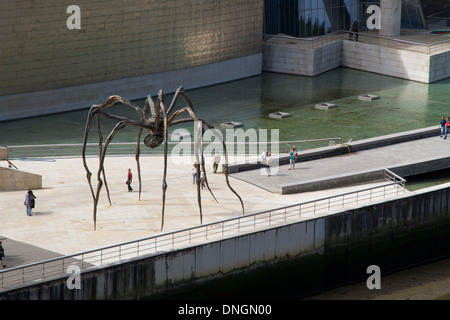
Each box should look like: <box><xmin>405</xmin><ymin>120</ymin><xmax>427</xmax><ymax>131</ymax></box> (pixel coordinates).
<box><xmin>359</xmin><ymin>94</ymin><xmax>380</xmax><ymax>101</ymax></box>
<box><xmin>269</xmin><ymin>112</ymin><xmax>292</xmax><ymax>119</ymax></box>
<box><xmin>220</xmin><ymin>121</ymin><xmax>244</xmax><ymax>129</ymax></box>
<box><xmin>315</xmin><ymin>103</ymin><xmax>338</xmax><ymax>110</ymax></box>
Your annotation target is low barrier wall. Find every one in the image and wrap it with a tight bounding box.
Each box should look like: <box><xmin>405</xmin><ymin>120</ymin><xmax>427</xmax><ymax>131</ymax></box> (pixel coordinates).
<box><xmin>0</xmin><ymin>147</ymin><xmax>7</xmax><ymax>160</ymax></box>
<box><xmin>2</xmin><ymin>181</ymin><xmax>450</xmax><ymax>299</ymax></box>
<box><xmin>228</xmin><ymin>125</ymin><xmax>440</xmax><ymax>174</ymax></box>
<box><xmin>0</xmin><ymin>167</ymin><xmax>42</xmax><ymax>192</ymax></box>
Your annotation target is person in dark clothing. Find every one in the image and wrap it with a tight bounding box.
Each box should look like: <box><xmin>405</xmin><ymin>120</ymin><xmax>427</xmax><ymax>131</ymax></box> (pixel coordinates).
<box><xmin>126</xmin><ymin>168</ymin><xmax>133</xmax><ymax>191</ymax></box>
<box><xmin>0</xmin><ymin>240</ymin><xmax>6</xmax><ymax>268</ymax></box>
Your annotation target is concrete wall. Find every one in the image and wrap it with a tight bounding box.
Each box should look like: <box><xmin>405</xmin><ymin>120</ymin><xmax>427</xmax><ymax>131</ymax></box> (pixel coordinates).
<box><xmin>229</xmin><ymin>125</ymin><xmax>441</xmax><ymax>174</ymax></box>
<box><xmin>379</xmin><ymin>0</ymin><xmax>402</xmax><ymax>37</ymax></box>
<box><xmin>2</xmin><ymin>181</ymin><xmax>450</xmax><ymax>299</ymax></box>
<box><xmin>0</xmin><ymin>146</ymin><xmax>42</xmax><ymax>191</ymax></box>
<box><xmin>429</xmin><ymin>50</ymin><xmax>450</xmax><ymax>83</ymax></box>
<box><xmin>262</xmin><ymin>39</ymin><xmax>342</xmax><ymax>76</ymax></box>
<box><xmin>0</xmin><ymin>147</ymin><xmax>7</xmax><ymax>160</ymax></box>
<box><xmin>262</xmin><ymin>37</ymin><xmax>449</xmax><ymax>84</ymax></box>
<box><xmin>0</xmin><ymin>0</ymin><xmax>263</xmax><ymax>121</ymax></box>
<box><xmin>0</xmin><ymin>167</ymin><xmax>42</xmax><ymax>191</ymax></box>
<box><xmin>342</xmin><ymin>41</ymin><xmax>431</xmax><ymax>83</ymax></box>
<box><xmin>0</xmin><ymin>54</ymin><xmax>262</xmax><ymax>121</ymax></box>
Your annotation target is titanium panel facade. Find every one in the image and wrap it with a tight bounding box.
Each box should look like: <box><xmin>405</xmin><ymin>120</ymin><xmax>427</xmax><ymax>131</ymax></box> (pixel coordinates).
<box><xmin>0</xmin><ymin>0</ymin><xmax>263</xmax><ymax>97</ymax></box>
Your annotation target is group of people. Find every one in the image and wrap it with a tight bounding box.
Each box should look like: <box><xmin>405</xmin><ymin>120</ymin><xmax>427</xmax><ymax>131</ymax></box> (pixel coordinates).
<box><xmin>124</xmin><ymin>153</ymin><xmax>222</xmax><ymax>194</ymax></box>
<box><xmin>260</xmin><ymin>150</ymin><xmax>273</xmax><ymax>176</ymax></box>
<box><xmin>440</xmin><ymin>116</ymin><xmax>450</xmax><ymax>139</ymax></box>
<box><xmin>191</xmin><ymin>163</ymin><xmax>205</xmax><ymax>188</ymax></box>
<box><xmin>190</xmin><ymin>153</ymin><xmax>222</xmax><ymax>189</ymax></box>
<box><xmin>261</xmin><ymin>146</ymin><xmax>299</xmax><ymax>176</ymax></box>
<box><xmin>0</xmin><ymin>190</ymin><xmax>38</xmax><ymax>268</ymax></box>
<box><xmin>348</xmin><ymin>22</ymin><xmax>359</xmax><ymax>41</ymax></box>
<box><xmin>24</xmin><ymin>189</ymin><xmax>36</xmax><ymax>216</ymax></box>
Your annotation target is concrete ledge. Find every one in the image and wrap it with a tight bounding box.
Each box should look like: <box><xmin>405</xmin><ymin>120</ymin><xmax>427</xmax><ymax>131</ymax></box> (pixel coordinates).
<box><xmin>0</xmin><ymin>167</ymin><xmax>42</xmax><ymax>191</ymax></box>
<box><xmin>228</xmin><ymin>125</ymin><xmax>440</xmax><ymax>174</ymax></box>
<box><xmin>277</xmin><ymin>169</ymin><xmax>386</xmax><ymax>194</ymax></box>
<box><xmin>277</xmin><ymin>155</ymin><xmax>450</xmax><ymax>195</ymax></box>
<box><xmin>0</xmin><ymin>147</ymin><xmax>7</xmax><ymax>160</ymax></box>
<box><xmin>347</xmin><ymin>126</ymin><xmax>440</xmax><ymax>152</ymax></box>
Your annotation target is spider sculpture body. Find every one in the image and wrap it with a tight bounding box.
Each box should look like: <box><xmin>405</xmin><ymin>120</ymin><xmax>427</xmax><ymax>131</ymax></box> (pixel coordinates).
<box><xmin>82</xmin><ymin>86</ymin><xmax>244</xmax><ymax>230</ymax></box>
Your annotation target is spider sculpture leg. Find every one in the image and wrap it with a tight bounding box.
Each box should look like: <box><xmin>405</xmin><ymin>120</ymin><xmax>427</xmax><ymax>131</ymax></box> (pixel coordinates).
<box><xmin>82</xmin><ymin>96</ymin><xmax>151</xmax><ymax>230</ymax></box>
<box><xmin>135</xmin><ymin>98</ymin><xmax>151</xmax><ymax>201</ymax></box>
<box><xmin>166</xmin><ymin>106</ymin><xmax>245</xmax><ymax>216</ymax></box>
<box><xmin>160</xmin><ymin>106</ymin><xmax>170</xmax><ymax>231</ymax></box>
<box><xmin>156</xmin><ymin>92</ymin><xmax>204</xmax><ymax>231</ymax></box>
<box><xmin>82</xmin><ymin>106</ymin><xmax>112</xmax><ymax>206</ymax></box>
<box><xmin>167</xmin><ymin>87</ymin><xmax>245</xmax><ymax>215</ymax></box>
<box><xmin>91</xmin><ymin>121</ymin><xmax>127</xmax><ymax>230</ymax></box>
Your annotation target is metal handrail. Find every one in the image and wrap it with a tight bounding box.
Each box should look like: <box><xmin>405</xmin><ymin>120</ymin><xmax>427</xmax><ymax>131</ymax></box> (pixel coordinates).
<box><xmin>5</xmin><ymin>138</ymin><xmax>342</xmax><ymax>159</ymax></box>
<box><xmin>0</xmin><ymin>168</ymin><xmax>406</xmax><ymax>290</ymax></box>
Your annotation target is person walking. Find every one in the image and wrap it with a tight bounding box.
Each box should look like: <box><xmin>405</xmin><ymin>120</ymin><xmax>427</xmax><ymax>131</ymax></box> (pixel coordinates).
<box><xmin>0</xmin><ymin>240</ymin><xmax>6</xmax><ymax>268</ymax></box>
<box><xmin>200</xmin><ymin>168</ymin><xmax>206</xmax><ymax>189</ymax></box>
<box><xmin>440</xmin><ymin>116</ymin><xmax>446</xmax><ymax>138</ymax></box>
<box><xmin>353</xmin><ymin>22</ymin><xmax>359</xmax><ymax>42</ymax></box>
<box><xmin>444</xmin><ymin>117</ymin><xmax>450</xmax><ymax>140</ymax></box>
<box><xmin>289</xmin><ymin>148</ymin><xmax>296</xmax><ymax>170</ymax></box>
<box><xmin>348</xmin><ymin>22</ymin><xmax>354</xmax><ymax>40</ymax></box>
<box><xmin>260</xmin><ymin>150</ymin><xmax>267</xmax><ymax>166</ymax></box>
<box><xmin>266</xmin><ymin>152</ymin><xmax>272</xmax><ymax>176</ymax></box>
<box><xmin>24</xmin><ymin>189</ymin><xmax>36</xmax><ymax>216</ymax></box>
<box><xmin>192</xmin><ymin>163</ymin><xmax>198</xmax><ymax>184</ymax></box>
<box><xmin>212</xmin><ymin>152</ymin><xmax>221</xmax><ymax>173</ymax></box>
<box><xmin>126</xmin><ymin>168</ymin><xmax>133</xmax><ymax>191</ymax></box>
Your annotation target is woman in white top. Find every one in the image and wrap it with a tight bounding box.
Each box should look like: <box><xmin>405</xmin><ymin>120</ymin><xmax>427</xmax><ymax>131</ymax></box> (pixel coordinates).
<box><xmin>266</xmin><ymin>152</ymin><xmax>272</xmax><ymax>176</ymax></box>
<box><xmin>192</xmin><ymin>164</ymin><xmax>198</xmax><ymax>184</ymax></box>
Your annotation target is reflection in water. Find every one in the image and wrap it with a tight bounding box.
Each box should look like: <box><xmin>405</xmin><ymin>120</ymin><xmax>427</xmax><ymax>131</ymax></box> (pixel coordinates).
<box><xmin>0</xmin><ymin>68</ymin><xmax>448</xmax><ymax>150</ymax></box>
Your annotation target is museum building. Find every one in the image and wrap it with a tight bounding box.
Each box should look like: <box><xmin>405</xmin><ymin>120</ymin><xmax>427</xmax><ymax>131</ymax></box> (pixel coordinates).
<box><xmin>0</xmin><ymin>0</ymin><xmax>449</xmax><ymax>121</ymax></box>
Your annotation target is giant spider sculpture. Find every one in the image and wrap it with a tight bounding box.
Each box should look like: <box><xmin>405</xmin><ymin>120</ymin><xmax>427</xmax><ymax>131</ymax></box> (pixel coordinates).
<box><xmin>82</xmin><ymin>86</ymin><xmax>244</xmax><ymax>231</ymax></box>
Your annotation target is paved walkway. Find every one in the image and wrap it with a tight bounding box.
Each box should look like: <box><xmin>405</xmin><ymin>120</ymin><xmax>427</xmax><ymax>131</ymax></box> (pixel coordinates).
<box><xmin>1</xmin><ymin>133</ymin><xmax>449</xmax><ymax>270</ymax></box>
<box><xmin>232</xmin><ymin>135</ymin><xmax>450</xmax><ymax>193</ymax></box>
<box><xmin>0</xmin><ymin>154</ymin><xmax>384</xmax><ymax>270</ymax></box>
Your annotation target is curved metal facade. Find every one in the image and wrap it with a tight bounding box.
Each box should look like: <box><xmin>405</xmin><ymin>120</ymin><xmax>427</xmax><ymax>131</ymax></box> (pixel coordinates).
<box><xmin>1</xmin><ymin>0</ymin><xmax>263</xmax><ymax>97</ymax></box>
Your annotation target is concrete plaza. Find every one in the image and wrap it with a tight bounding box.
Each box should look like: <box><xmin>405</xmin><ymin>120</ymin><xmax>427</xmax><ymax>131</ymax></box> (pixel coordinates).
<box><xmin>1</xmin><ymin>127</ymin><xmax>449</xmax><ymax>270</ymax></box>
<box><xmin>0</xmin><ymin>153</ymin><xmax>376</xmax><ymax>268</ymax></box>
